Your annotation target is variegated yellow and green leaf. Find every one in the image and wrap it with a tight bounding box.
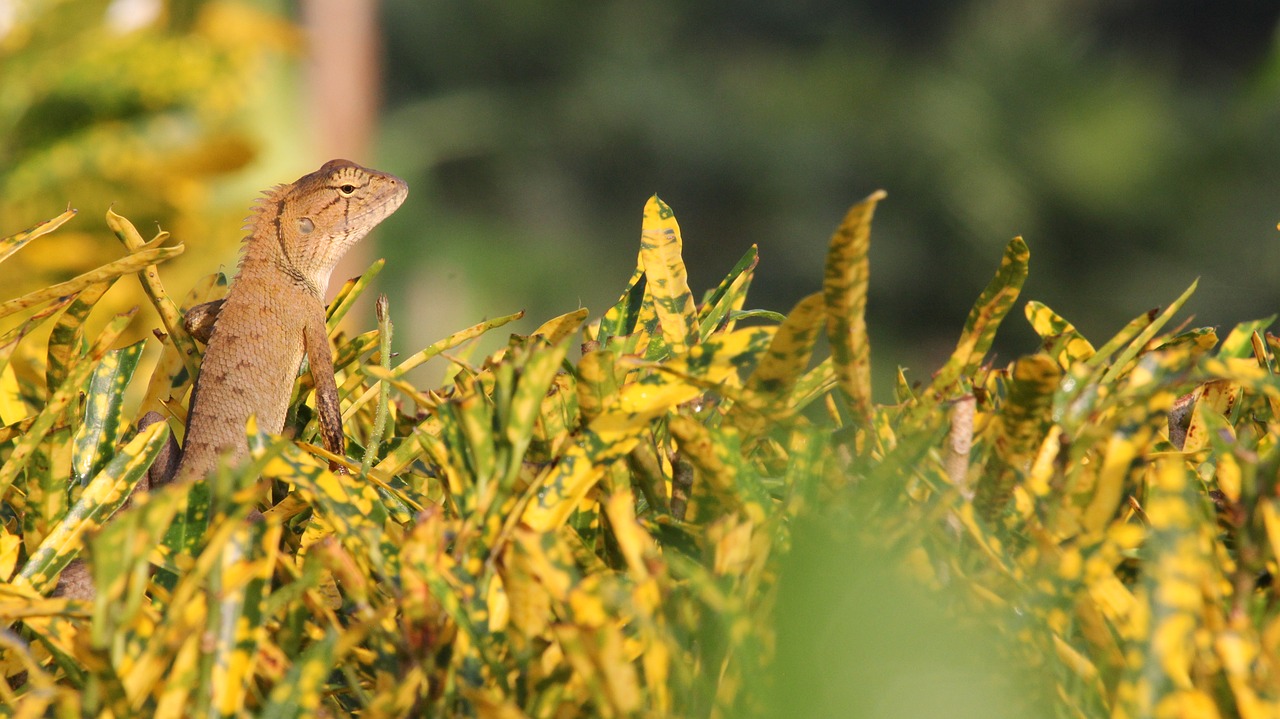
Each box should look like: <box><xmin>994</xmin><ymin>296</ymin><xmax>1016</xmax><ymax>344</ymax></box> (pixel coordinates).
<box><xmin>205</xmin><ymin>518</ymin><xmax>280</xmax><ymax>719</ymax></box>
<box><xmin>15</xmin><ymin>419</ymin><xmax>169</xmax><ymax>594</ymax></box>
<box><xmin>974</xmin><ymin>353</ymin><xmax>1061</xmax><ymax>523</ymax></box>
<box><xmin>576</xmin><ymin>350</ymin><xmax>624</xmax><ymax>425</ymax></box>
<box><xmin>1152</xmin><ymin>326</ymin><xmax>1218</xmax><ymax>360</ymax></box>
<box><xmin>1214</xmin><ymin>315</ymin><xmax>1274</xmax><ymax>360</ymax></box>
<box><xmin>0</xmin><ymin>243</ymin><xmax>183</xmax><ymax>320</ymax></box>
<box><xmin>0</xmin><ymin>311</ymin><xmax>134</xmax><ymax>499</ymax></box>
<box><xmin>668</xmin><ymin>415</ymin><xmax>769</xmax><ymax>523</ymax></box>
<box><xmin>497</xmin><ymin>337</ymin><xmax>573</xmax><ymax>484</ymax></box>
<box><xmin>1082</xmin><ymin>314</ymin><xmax>1154</xmax><ymax>376</ymax></box>
<box><xmin>696</xmin><ymin>245</ymin><xmax>758</xmax><ymax>339</ymax></box>
<box><xmin>639</xmin><ymin>195</ymin><xmax>699</xmax><ymax>359</ymax></box>
<box><xmin>85</xmin><ymin>482</ymin><xmax>186</xmax><ymax>650</ymax></box>
<box><xmin>589</xmin><ymin>262</ymin><xmax>646</xmax><ymax>347</ymax></box>
<box><xmin>1112</xmin><ymin>457</ymin><xmax>1216</xmax><ymax>717</ymax></box>
<box><xmin>344</xmin><ymin>311</ymin><xmax>524</xmax><ymax>421</ymax></box>
<box><xmin>0</xmin><ymin>208</ymin><xmax>77</xmax><ymax>266</ymax></box>
<box><xmin>1100</xmin><ymin>279</ymin><xmax>1198</xmax><ymax>384</ymax></box>
<box><xmin>106</xmin><ymin>208</ymin><xmax>202</xmax><ymax>381</ymax></box>
<box><xmin>524</xmin><ymin>327</ymin><xmax>773</xmax><ymax>531</ymax></box>
<box><xmin>1024</xmin><ymin>300</ymin><xmax>1096</xmax><ymax>368</ymax></box>
<box><xmin>45</xmin><ymin>281</ymin><xmax>111</xmax><ymax>397</ymax></box>
<box><xmin>326</xmin><ymin>258</ymin><xmax>386</xmax><ymax>332</ymax></box>
<box><xmin>72</xmin><ymin>341</ymin><xmax>145</xmax><ymax>485</ymax></box>
<box><xmin>731</xmin><ymin>291</ymin><xmax>825</xmax><ymax>434</ymax></box>
<box><xmin>921</xmin><ymin>236</ymin><xmax>1029</xmax><ymax>412</ymax></box>
<box><xmin>823</xmin><ymin>190</ymin><xmax>884</xmax><ymax>422</ymax></box>
<box><xmin>531</xmin><ymin>307</ymin><xmax>589</xmax><ymax>344</ymax></box>
<box><xmin>261</xmin><ymin>438</ymin><xmax>396</xmax><ymax>579</ymax></box>
<box><xmin>0</xmin><ymin>294</ymin><xmax>75</xmax><ymax>381</ymax></box>
<box><xmin>260</xmin><ymin>626</ymin><xmax>339</xmax><ymax>718</ymax></box>
<box><xmin>789</xmin><ymin>357</ymin><xmax>837</xmax><ymax>413</ymax></box>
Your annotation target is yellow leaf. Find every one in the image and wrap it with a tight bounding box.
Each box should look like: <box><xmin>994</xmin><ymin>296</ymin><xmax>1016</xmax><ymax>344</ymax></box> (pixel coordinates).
<box><xmin>487</xmin><ymin>571</ymin><xmax>510</xmax><ymax>633</ymax></box>
<box><xmin>0</xmin><ymin>362</ymin><xmax>26</xmax><ymax>425</ymax></box>
<box><xmin>0</xmin><ymin>525</ymin><xmax>20</xmax><ymax>580</ymax></box>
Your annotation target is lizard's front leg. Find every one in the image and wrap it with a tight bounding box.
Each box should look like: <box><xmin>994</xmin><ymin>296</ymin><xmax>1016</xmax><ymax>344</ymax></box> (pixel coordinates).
<box><xmin>183</xmin><ymin>298</ymin><xmax>224</xmax><ymax>344</ymax></box>
<box><xmin>305</xmin><ymin>309</ymin><xmax>347</xmax><ymax>473</ymax></box>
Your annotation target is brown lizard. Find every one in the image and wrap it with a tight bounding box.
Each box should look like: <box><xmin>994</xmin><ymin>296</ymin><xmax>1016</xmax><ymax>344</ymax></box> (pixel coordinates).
<box><xmin>172</xmin><ymin>158</ymin><xmax>407</xmax><ymax>484</ymax></box>
<box><xmin>54</xmin><ymin>159</ymin><xmax>407</xmax><ymax>599</ymax></box>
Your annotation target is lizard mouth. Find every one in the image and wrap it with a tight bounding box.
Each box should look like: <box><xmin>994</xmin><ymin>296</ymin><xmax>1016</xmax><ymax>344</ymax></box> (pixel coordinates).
<box><xmin>347</xmin><ymin>178</ymin><xmax>409</xmax><ymax>227</ymax></box>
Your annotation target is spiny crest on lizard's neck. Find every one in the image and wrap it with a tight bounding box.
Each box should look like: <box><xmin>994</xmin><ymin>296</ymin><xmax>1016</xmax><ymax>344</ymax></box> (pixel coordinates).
<box><xmin>235</xmin><ymin>160</ymin><xmax>409</xmax><ymax>296</ymax></box>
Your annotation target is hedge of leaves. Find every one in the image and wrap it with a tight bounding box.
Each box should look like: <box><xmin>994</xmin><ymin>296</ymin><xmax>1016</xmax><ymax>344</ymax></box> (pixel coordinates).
<box><xmin>1</xmin><ymin>192</ymin><xmax>1279</xmax><ymax>717</ymax></box>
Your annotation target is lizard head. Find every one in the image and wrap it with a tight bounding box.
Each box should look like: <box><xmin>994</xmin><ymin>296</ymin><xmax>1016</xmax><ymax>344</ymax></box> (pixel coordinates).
<box><xmin>271</xmin><ymin>159</ymin><xmax>409</xmax><ymax>295</ymax></box>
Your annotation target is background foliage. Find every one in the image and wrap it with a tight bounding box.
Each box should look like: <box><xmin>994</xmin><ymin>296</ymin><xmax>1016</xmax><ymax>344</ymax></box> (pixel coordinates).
<box><xmin>0</xmin><ymin>0</ymin><xmax>296</xmax><ymax>341</ymax></box>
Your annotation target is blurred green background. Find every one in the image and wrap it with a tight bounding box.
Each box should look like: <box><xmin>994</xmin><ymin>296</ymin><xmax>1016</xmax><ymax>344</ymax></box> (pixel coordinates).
<box><xmin>3</xmin><ymin>0</ymin><xmax>1279</xmax><ymax>392</ymax></box>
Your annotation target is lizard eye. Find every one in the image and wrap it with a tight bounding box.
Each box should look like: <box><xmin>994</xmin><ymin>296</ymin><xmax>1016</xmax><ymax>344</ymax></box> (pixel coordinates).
<box><xmin>338</xmin><ymin>184</ymin><xmax>357</xmax><ymax>196</ymax></box>
<box><xmin>298</xmin><ymin>217</ymin><xmax>315</xmax><ymax>234</ymax></box>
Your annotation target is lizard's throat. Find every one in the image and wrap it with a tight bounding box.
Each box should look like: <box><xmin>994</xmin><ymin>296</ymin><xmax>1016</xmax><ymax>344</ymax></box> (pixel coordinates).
<box><xmin>265</xmin><ymin>233</ymin><xmax>324</xmax><ymax>297</ymax></box>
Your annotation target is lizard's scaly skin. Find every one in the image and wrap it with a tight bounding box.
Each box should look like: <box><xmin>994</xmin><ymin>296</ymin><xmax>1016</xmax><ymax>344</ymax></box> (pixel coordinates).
<box><xmin>176</xmin><ymin>159</ymin><xmax>407</xmax><ymax>482</ymax></box>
